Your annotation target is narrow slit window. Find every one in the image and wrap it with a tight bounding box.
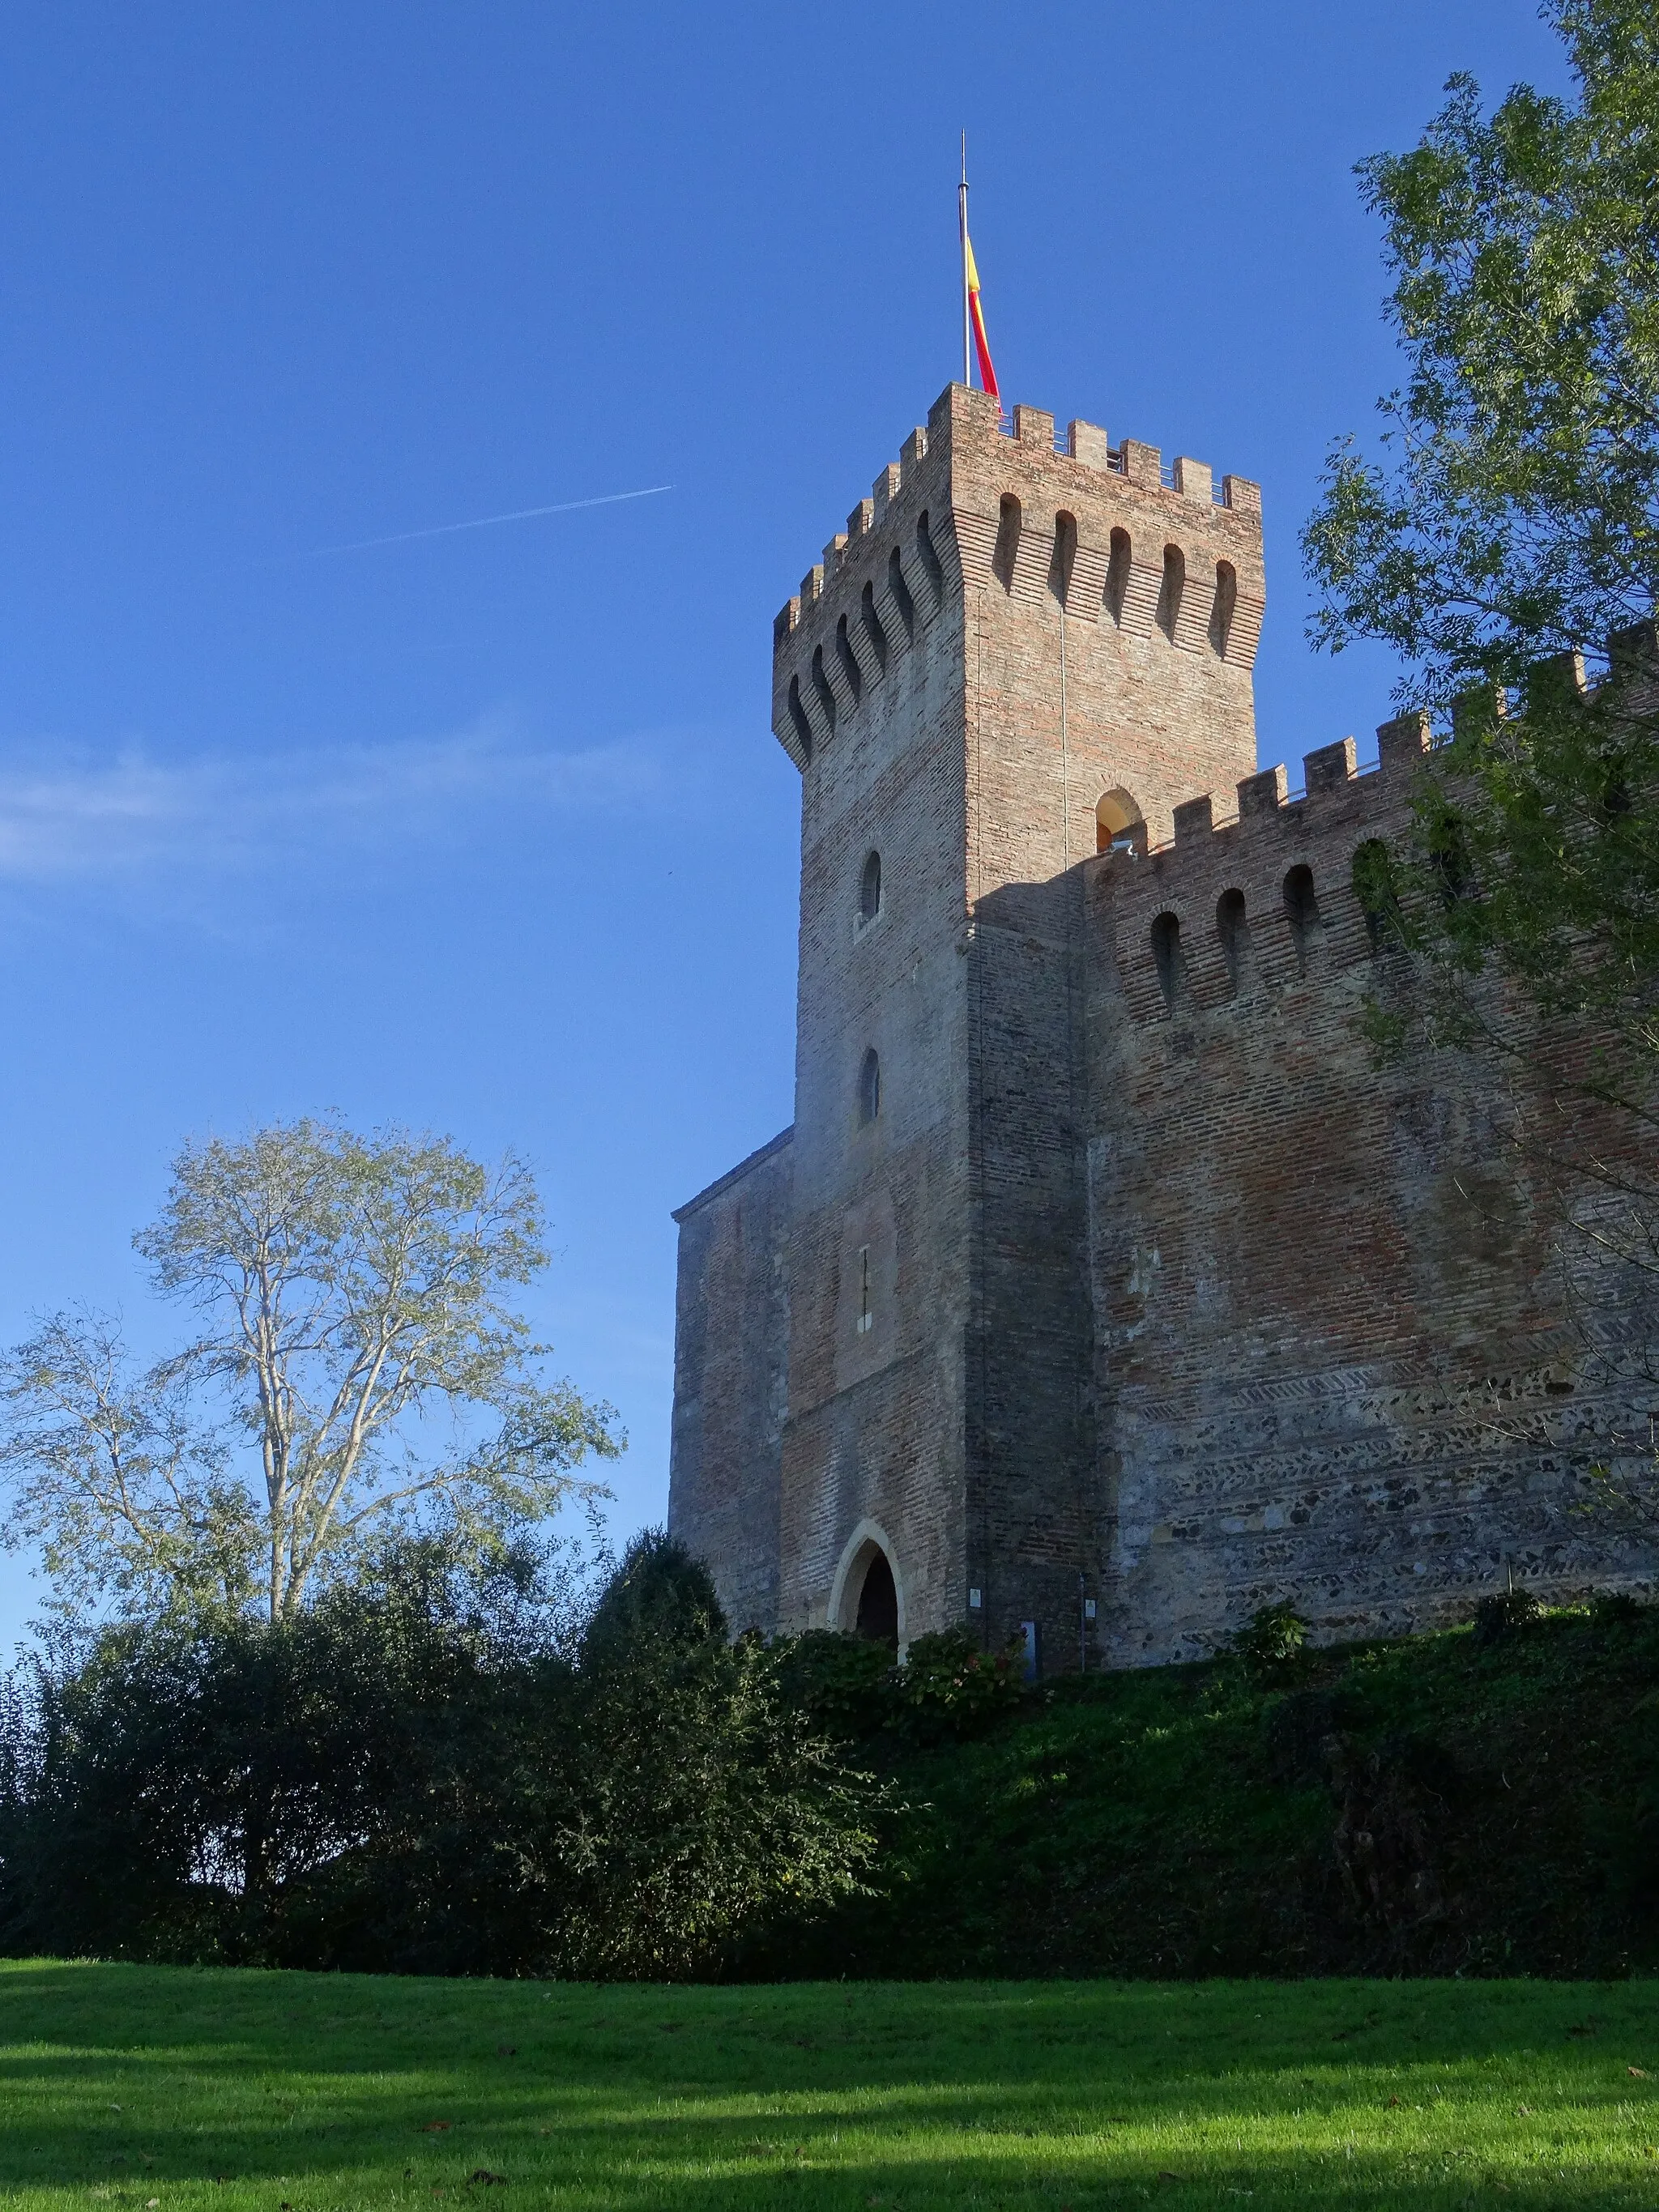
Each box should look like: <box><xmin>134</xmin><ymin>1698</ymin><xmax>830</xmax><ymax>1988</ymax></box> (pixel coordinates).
<box><xmin>1216</xmin><ymin>888</ymin><xmax>1247</xmax><ymax>995</ymax></box>
<box><xmin>859</xmin><ymin>1047</ymin><xmax>881</xmax><ymax>1125</ymax></box>
<box><xmin>811</xmin><ymin>646</ymin><xmax>837</xmax><ymax>735</ymax></box>
<box><xmin>992</xmin><ymin>495</ymin><xmax>1021</xmax><ymax>592</ymax></box>
<box><xmin>855</xmin><ymin>1244</ymin><xmax>873</xmax><ymax>1334</ymax></box>
<box><xmin>1283</xmin><ymin>863</ymin><xmax>1318</xmax><ymax>973</ymax></box>
<box><xmin>1048</xmin><ymin>511</ymin><xmax>1077</xmax><ymax>605</ymax></box>
<box><xmin>835</xmin><ymin>613</ymin><xmax>863</xmax><ymax>704</ymax></box>
<box><xmin>1428</xmin><ymin>807</ymin><xmax>1473</xmax><ymax>907</ymax></box>
<box><xmin>1096</xmin><ymin>788</ymin><xmax>1144</xmax><ymax>856</ymax></box>
<box><xmin>888</xmin><ymin>546</ymin><xmax>916</xmax><ymax>641</ymax></box>
<box><xmin>860</xmin><ymin>580</ymin><xmax>889</xmax><ymax>673</ymax></box>
<box><xmin>1104</xmin><ymin>528</ymin><xmax>1131</xmax><ymax>624</ymax></box>
<box><xmin>1158</xmin><ymin>543</ymin><xmax>1185</xmax><ymax>641</ymax></box>
<box><xmin>915</xmin><ymin>511</ymin><xmax>945</xmax><ymax>600</ymax></box>
<box><xmin>1150</xmin><ymin>912</ymin><xmax>1183</xmax><ymax>1011</ymax></box>
<box><xmin>1352</xmin><ymin>837</ymin><xmax>1406</xmax><ymax>954</ymax></box>
<box><xmin>859</xmin><ymin>850</ymin><xmax>881</xmax><ymax>924</ymax></box>
<box><xmin>1210</xmin><ymin>560</ymin><xmax>1237</xmax><ymax>656</ymax></box>
<box><xmin>787</xmin><ymin>675</ymin><xmax>813</xmax><ymax>760</ymax></box>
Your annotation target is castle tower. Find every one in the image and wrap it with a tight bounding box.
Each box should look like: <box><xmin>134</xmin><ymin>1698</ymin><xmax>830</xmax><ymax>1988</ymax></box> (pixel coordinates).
<box><xmin>672</xmin><ymin>381</ymin><xmax>1266</xmax><ymax>1658</ymax></box>
<box><xmin>671</xmin><ymin>384</ymin><xmax>1656</xmax><ymax>1664</ymax></box>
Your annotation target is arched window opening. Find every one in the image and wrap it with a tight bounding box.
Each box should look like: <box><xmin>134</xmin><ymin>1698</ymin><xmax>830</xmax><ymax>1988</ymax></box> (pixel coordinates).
<box><xmin>1427</xmin><ymin>804</ymin><xmax>1473</xmax><ymax>907</ymax></box>
<box><xmin>811</xmin><ymin>646</ymin><xmax>837</xmax><ymax>736</ymax></box>
<box><xmin>888</xmin><ymin>546</ymin><xmax>916</xmax><ymax>642</ymax></box>
<box><xmin>1104</xmin><ymin>528</ymin><xmax>1132</xmax><ymax>624</ymax></box>
<box><xmin>860</xmin><ymin>580</ymin><xmax>889</xmax><ymax>674</ymax></box>
<box><xmin>1216</xmin><ymin>887</ymin><xmax>1247</xmax><ymax>995</ymax></box>
<box><xmin>859</xmin><ymin>1047</ymin><xmax>881</xmax><ymax>1126</ymax></box>
<box><xmin>854</xmin><ymin>1549</ymin><xmax>899</xmax><ymax>1647</ymax></box>
<box><xmin>859</xmin><ymin>849</ymin><xmax>881</xmax><ymax>924</ymax></box>
<box><xmin>835</xmin><ymin>613</ymin><xmax>863</xmax><ymax>704</ymax></box>
<box><xmin>1048</xmin><ymin>511</ymin><xmax>1078</xmax><ymax>605</ymax></box>
<box><xmin>1210</xmin><ymin>560</ymin><xmax>1238</xmax><ymax>656</ymax></box>
<box><xmin>915</xmin><ymin>511</ymin><xmax>945</xmax><ymax>600</ymax></box>
<box><xmin>1352</xmin><ymin>838</ymin><xmax>1404</xmax><ymax>953</ymax></box>
<box><xmin>992</xmin><ymin>494</ymin><xmax>1021</xmax><ymax>592</ymax></box>
<box><xmin>1283</xmin><ymin>863</ymin><xmax>1318</xmax><ymax>973</ymax></box>
<box><xmin>1150</xmin><ymin>911</ymin><xmax>1183</xmax><ymax>1011</ymax></box>
<box><xmin>787</xmin><ymin>675</ymin><xmax>813</xmax><ymax>761</ymax></box>
<box><xmin>1158</xmin><ymin>543</ymin><xmax>1185</xmax><ymax>641</ymax></box>
<box><xmin>1096</xmin><ymin>788</ymin><xmax>1145</xmax><ymax>856</ymax></box>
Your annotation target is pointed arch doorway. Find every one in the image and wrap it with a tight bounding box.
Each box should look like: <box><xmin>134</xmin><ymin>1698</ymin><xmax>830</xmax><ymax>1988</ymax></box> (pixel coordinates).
<box><xmin>827</xmin><ymin>1518</ymin><xmax>906</xmax><ymax>1656</ymax></box>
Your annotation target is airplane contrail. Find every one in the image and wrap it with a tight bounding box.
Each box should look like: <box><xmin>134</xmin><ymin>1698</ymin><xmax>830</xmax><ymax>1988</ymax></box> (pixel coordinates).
<box><xmin>308</xmin><ymin>484</ymin><xmax>674</xmax><ymax>556</ymax></box>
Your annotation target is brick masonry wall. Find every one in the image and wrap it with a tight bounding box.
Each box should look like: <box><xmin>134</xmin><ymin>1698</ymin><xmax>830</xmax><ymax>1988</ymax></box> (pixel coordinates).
<box><xmin>666</xmin><ymin>1128</ymin><xmax>792</xmax><ymax>1636</ymax></box>
<box><xmin>934</xmin><ymin>386</ymin><xmax>1267</xmax><ymax>1661</ymax></box>
<box><xmin>764</xmin><ymin>385</ymin><xmax>1275</xmax><ymax>1653</ymax></box>
<box><xmin>1084</xmin><ymin>726</ymin><xmax>1654</xmax><ymax>1664</ymax></box>
<box><xmin>774</xmin><ymin>403</ymin><xmax>974</xmax><ymax>1641</ymax></box>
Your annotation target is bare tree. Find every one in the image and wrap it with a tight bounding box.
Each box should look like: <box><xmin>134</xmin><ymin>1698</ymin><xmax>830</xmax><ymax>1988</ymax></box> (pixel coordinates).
<box><xmin>0</xmin><ymin>1119</ymin><xmax>621</xmax><ymax>1622</ymax></box>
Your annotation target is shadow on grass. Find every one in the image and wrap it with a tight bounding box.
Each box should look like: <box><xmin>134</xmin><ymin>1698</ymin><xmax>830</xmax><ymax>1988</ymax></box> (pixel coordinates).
<box><xmin>2</xmin><ymin>1963</ymin><xmax>1657</xmax><ymax>2208</ymax></box>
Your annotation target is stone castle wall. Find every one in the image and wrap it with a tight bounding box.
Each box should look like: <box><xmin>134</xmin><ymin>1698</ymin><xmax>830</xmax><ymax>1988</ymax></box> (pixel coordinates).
<box><xmin>936</xmin><ymin>386</ymin><xmax>1265</xmax><ymax>1661</ymax></box>
<box><xmin>1083</xmin><ymin>719</ymin><xmax>1652</xmax><ymax>1664</ymax></box>
<box><xmin>667</xmin><ymin>1128</ymin><xmax>791</xmax><ymax>1636</ymax></box>
<box><xmin>771</xmin><ymin>400</ymin><xmax>974</xmax><ymax>1645</ymax></box>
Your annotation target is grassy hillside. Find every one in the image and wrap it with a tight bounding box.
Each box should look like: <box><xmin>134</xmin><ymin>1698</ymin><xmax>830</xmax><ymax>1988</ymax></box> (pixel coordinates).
<box><xmin>4</xmin><ymin>1958</ymin><xmax>1659</xmax><ymax>2209</ymax></box>
<box><xmin>783</xmin><ymin>1599</ymin><xmax>1659</xmax><ymax>1981</ymax></box>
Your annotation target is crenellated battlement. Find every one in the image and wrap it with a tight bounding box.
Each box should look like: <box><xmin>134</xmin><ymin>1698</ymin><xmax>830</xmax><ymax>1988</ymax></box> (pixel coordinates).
<box><xmin>1089</xmin><ymin>620</ymin><xmax>1659</xmax><ymax>1027</ymax></box>
<box><xmin>770</xmin><ymin>383</ymin><xmax>1269</xmax><ymax>774</ymax></box>
<box><xmin>1088</xmin><ymin>711</ymin><xmax>1435</xmax><ymax>1025</ymax></box>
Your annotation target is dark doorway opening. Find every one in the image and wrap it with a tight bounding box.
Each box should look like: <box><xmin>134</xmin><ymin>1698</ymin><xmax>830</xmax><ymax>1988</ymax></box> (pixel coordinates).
<box><xmin>855</xmin><ymin>1550</ymin><xmax>898</xmax><ymax>1647</ymax></box>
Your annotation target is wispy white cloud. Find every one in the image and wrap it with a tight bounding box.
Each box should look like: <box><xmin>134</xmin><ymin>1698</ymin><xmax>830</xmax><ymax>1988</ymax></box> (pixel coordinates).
<box><xmin>0</xmin><ymin>718</ymin><xmax>673</xmax><ymax>885</ymax></box>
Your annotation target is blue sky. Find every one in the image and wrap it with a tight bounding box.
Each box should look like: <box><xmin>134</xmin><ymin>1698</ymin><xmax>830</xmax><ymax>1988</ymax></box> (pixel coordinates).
<box><xmin>0</xmin><ymin>2</ymin><xmax>1569</xmax><ymax>1646</ymax></box>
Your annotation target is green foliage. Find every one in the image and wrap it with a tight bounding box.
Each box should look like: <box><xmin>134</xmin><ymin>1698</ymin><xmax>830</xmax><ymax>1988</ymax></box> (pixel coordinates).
<box><xmin>557</xmin><ymin>1540</ymin><xmax>882</xmax><ymax>1981</ymax></box>
<box><xmin>1234</xmin><ymin>1601</ymin><xmax>1311</xmax><ymax>1670</ymax></box>
<box><xmin>11</xmin><ymin>1587</ymin><xmax>1659</xmax><ymax>1986</ymax></box>
<box><xmin>1471</xmin><ymin>1586</ymin><xmax>1546</xmax><ymax>1644</ymax></box>
<box><xmin>778</xmin><ymin>1597</ymin><xmax>1659</xmax><ymax>1981</ymax></box>
<box><xmin>771</xmin><ymin>1627</ymin><xmax>893</xmax><ymax>1742</ymax></box>
<box><xmin>0</xmin><ymin>1119</ymin><xmax>621</xmax><ymax>1626</ymax></box>
<box><xmin>0</xmin><ymin>1539</ymin><xmax>882</xmax><ymax>1980</ymax></box>
<box><xmin>1350</xmin><ymin>836</ymin><xmax>1406</xmax><ymax>952</ymax></box>
<box><xmin>1303</xmin><ymin>2</ymin><xmax>1659</xmax><ymax>693</ymax></box>
<box><xmin>1296</xmin><ymin>1</ymin><xmax>1659</xmax><ymax>1098</ymax></box>
<box><xmin>887</xmin><ymin>1628</ymin><xmax>1025</xmax><ymax>1744</ymax></box>
<box><xmin>578</xmin><ymin>1525</ymin><xmax>726</xmax><ymax>1664</ymax></box>
<box><xmin>769</xmin><ymin>1627</ymin><xmax>1027</xmax><ymax>1751</ymax></box>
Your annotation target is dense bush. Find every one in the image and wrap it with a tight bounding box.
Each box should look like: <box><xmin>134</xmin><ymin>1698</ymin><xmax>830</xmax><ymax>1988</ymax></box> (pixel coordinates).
<box><xmin>773</xmin><ymin>1630</ymin><xmax>893</xmax><ymax>1743</ymax></box>
<box><xmin>774</xmin><ymin>1626</ymin><xmax>1024</xmax><ymax>1750</ymax></box>
<box><xmin>888</xmin><ymin>1629</ymin><xmax>1024</xmax><ymax>1745</ymax></box>
<box><xmin>1234</xmin><ymin>1602</ymin><xmax>1311</xmax><ymax>1670</ymax></box>
<box><xmin>0</xmin><ymin>1532</ymin><xmax>882</xmax><ymax>1980</ymax></box>
<box><xmin>1472</xmin><ymin>1588</ymin><xmax>1544</xmax><ymax>1645</ymax></box>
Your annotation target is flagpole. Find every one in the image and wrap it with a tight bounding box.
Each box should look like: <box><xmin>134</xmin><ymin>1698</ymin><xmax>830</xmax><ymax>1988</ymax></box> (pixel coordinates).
<box><xmin>959</xmin><ymin>132</ymin><xmax>970</xmax><ymax>388</ymax></box>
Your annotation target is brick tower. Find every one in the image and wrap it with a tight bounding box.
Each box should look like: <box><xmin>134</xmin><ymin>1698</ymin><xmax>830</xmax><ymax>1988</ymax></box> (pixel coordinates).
<box><xmin>669</xmin><ymin>381</ymin><xmax>1268</xmax><ymax>1658</ymax></box>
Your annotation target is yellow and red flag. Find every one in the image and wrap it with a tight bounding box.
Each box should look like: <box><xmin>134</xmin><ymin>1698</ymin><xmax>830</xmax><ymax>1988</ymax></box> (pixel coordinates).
<box><xmin>965</xmin><ymin>231</ymin><xmax>1000</xmax><ymax>402</ymax></box>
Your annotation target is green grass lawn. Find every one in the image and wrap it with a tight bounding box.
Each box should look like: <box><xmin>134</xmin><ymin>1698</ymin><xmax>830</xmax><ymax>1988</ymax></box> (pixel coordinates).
<box><xmin>3</xmin><ymin>1963</ymin><xmax>1659</xmax><ymax>2209</ymax></box>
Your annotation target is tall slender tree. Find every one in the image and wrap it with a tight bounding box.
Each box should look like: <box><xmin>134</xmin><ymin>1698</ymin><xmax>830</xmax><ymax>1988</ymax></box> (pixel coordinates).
<box><xmin>0</xmin><ymin>1119</ymin><xmax>620</xmax><ymax>1623</ymax></box>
